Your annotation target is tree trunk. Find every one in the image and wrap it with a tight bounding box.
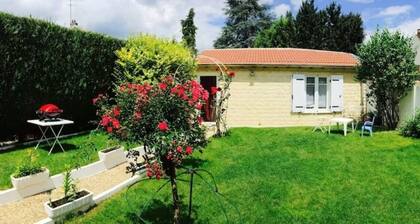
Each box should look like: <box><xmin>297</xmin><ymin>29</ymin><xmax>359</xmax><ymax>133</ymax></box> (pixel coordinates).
<box><xmin>169</xmin><ymin>164</ymin><xmax>181</xmax><ymax>224</ymax></box>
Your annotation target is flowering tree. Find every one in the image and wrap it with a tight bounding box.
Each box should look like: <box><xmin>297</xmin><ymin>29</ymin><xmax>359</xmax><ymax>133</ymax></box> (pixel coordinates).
<box><xmin>94</xmin><ymin>75</ymin><xmax>208</xmax><ymax>223</ymax></box>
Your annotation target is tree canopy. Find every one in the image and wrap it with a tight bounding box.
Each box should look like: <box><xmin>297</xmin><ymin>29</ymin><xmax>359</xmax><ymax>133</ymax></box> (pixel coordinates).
<box><xmin>253</xmin><ymin>0</ymin><xmax>364</xmax><ymax>53</ymax></box>
<box><xmin>214</xmin><ymin>0</ymin><xmax>273</xmax><ymax>48</ymax></box>
<box><xmin>181</xmin><ymin>8</ymin><xmax>197</xmax><ymax>55</ymax></box>
<box><xmin>357</xmin><ymin>29</ymin><xmax>418</xmax><ymax>129</ymax></box>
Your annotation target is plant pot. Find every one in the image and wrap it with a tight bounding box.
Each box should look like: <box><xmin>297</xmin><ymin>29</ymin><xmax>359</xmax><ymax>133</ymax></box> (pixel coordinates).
<box><xmin>99</xmin><ymin>146</ymin><xmax>126</xmax><ymax>169</ymax></box>
<box><xmin>44</xmin><ymin>189</ymin><xmax>93</xmax><ymax>220</ymax></box>
<box><xmin>11</xmin><ymin>168</ymin><xmax>55</xmax><ymax>198</ymax></box>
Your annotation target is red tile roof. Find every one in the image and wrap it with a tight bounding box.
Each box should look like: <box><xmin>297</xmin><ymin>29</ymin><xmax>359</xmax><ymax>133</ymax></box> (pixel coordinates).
<box><xmin>197</xmin><ymin>48</ymin><xmax>358</xmax><ymax>67</ymax></box>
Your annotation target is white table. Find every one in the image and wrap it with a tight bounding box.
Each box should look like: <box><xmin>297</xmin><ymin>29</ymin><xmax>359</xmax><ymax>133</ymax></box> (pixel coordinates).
<box><xmin>27</xmin><ymin>119</ymin><xmax>74</xmax><ymax>155</ymax></box>
<box><xmin>328</xmin><ymin>117</ymin><xmax>355</xmax><ymax>136</ymax></box>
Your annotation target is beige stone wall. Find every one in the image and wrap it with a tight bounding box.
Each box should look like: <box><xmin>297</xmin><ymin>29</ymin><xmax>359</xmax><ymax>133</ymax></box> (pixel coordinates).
<box><xmin>197</xmin><ymin>66</ymin><xmax>366</xmax><ymax>127</ymax></box>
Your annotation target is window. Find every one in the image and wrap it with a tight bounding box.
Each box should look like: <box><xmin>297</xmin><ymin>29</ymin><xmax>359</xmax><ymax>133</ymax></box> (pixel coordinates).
<box><xmin>292</xmin><ymin>74</ymin><xmax>343</xmax><ymax>113</ymax></box>
<box><xmin>305</xmin><ymin>76</ymin><xmax>329</xmax><ymax>111</ymax></box>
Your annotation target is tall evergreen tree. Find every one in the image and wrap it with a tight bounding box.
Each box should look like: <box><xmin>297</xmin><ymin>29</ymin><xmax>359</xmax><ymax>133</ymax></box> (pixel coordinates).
<box><xmin>295</xmin><ymin>0</ymin><xmax>324</xmax><ymax>49</ymax></box>
<box><xmin>181</xmin><ymin>8</ymin><xmax>197</xmax><ymax>55</ymax></box>
<box><xmin>254</xmin><ymin>12</ymin><xmax>296</xmax><ymax>48</ymax></box>
<box><xmin>214</xmin><ymin>0</ymin><xmax>273</xmax><ymax>48</ymax></box>
<box><xmin>337</xmin><ymin>12</ymin><xmax>364</xmax><ymax>53</ymax></box>
<box><xmin>321</xmin><ymin>2</ymin><xmax>341</xmax><ymax>50</ymax></box>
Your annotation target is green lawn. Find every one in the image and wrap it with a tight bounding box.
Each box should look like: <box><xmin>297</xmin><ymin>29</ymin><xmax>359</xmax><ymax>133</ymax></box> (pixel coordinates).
<box><xmin>67</xmin><ymin>127</ymin><xmax>420</xmax><ymax>224</ymax></box>
<box><xmin>0</xmin><ymin>131</ymin><xmax>123</xmax><ymax>190</ymax></box>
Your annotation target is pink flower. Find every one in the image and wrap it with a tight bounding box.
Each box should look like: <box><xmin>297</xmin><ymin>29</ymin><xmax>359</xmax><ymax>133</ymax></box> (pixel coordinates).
<box><xmin>134</xmin><ymin>111</ymin><xmax>142</xmax><ymax>120</ymax></box>
<box><xmin>176</xmin><ymin>146</ymin><xmax>183</xmax><ymax>153</ymax></box>
<box><xmin>195</xmin><ymin>103</ymin><xmax>202</xmax><ymax>110</ymax></box>
<box><xmin>106</xmin><ymin>126</ymin><xmax>113</xmax><ymax>133</ymax></box>
<box><xmin>186</xmin><ymin>146</ymin><xmax>193</xmax><ymax>155</ymax></box>
<box><xmin>197</xmin><ymin>116</ymin><xmax>203</xmax><ymax>125</ymax></box>
<box><xmin>157</xmin><ymin>121</ymin><xmax>169</xmax><ymax>132</ymax></box>
<box><xmin>202</xmin><ymin>90</ymin><xmax>209</xmax><ymax>101</ymax></box>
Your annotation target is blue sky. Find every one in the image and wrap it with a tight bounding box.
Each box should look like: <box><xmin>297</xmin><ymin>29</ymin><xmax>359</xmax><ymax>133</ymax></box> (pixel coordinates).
<box><xmin>0</xmin><ymin>0</ymin><xmax>419</xmax><ymax>50</ymax></box>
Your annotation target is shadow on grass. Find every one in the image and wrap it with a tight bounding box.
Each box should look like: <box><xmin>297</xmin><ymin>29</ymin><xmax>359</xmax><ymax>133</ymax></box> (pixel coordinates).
<box><xmin>183</xmin><ymin>157</ymin><xmax>208</xmax><ymax>168</ymax></box>
<box><xmin>38</xmin><ymin>143</ymin><xmax>78</xmax><ymax>154</ymax></box>
<box><xmin>127</xmin><ymin>199</ymin><xmax>207</xmax><ymax>224</ymax></box>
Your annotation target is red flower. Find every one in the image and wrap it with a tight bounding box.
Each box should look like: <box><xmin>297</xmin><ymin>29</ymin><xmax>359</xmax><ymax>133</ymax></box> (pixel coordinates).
<box><xmin>100</xmin><ymin>115</ymin><xmax>112</xmax><ymax>126</ymax></box>
<box><xmin>186</xmin><ymin>146</ymin><xmax>193</xmax><ymax>155</ymax></box>
<box><xmin>176</xmin><ymin>146</ymin><xmax>183</xmax><ymax>153</ymax></box>
<box><xmin>195</xmin><ymin>103</ymin><xmax>202</xmax><ymax>110</ymax></box>
<box><xmin>211</xmin><ymin>86</ymin><xmax>219</xmax><ymax>95</ymax></box>
<box><xmin>202</xmin><ymin>90</ymin><xmax>209</xmax><ymax>101</ymax></box>
<box><xmin>112</xmin><ymin>107</ymin><xmax>121</xmax><ymax>117</ymax></box>
<box><xmin>157</xmin><ymin>121</ymin><xmax>169</xmax><ymax>132</ymax></box>
<box><xmin>106</xmin><ymin>126</ymin><xmax>113</xmax><ymax>133</ymax></box>
<box><xmin>112</xmin><ymin>119</ymin><xmax>120</xmax><ymax>129</ymax></box>
<box><xmin>159</xmin><ymin>82</ymin><xmax>167</xmax><ymax>90</ymax></box>
<box><xmin>228</xmin><ymin>71</ymin><xmax>235</xmax><ymax>78</ymax></box>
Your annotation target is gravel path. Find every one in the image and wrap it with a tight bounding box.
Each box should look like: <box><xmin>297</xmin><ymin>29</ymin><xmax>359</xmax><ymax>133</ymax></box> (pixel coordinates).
<box><xmin>0</xmin><ymin>163</ymin><xmax>131</xmax><ymax>224</ymax></box>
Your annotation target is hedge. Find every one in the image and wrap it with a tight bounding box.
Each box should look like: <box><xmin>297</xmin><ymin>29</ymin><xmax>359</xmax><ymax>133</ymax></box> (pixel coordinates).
<box><xmin>0</xmin><ymin>12</ymin><xmax>124</xmax><ymax>140</ymax></box>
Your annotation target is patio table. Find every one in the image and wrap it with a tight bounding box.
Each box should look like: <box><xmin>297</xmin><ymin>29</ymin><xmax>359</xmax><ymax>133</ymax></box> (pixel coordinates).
<box><xmin>328</xmin><ymin>117</ymin><xmax>355</xmax><ymax>136</ymax></box>
<box><xmin>27</xmin><ymin>119</ymin><xmax>74</xmax><ymax>155</ymax></box>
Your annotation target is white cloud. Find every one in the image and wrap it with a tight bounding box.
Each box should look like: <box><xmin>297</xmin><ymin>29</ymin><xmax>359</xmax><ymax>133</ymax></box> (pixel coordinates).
<box><xmin>391</xmin><ymin>17</ymin><xmax>420</xmax><ymax>37</ymax></box>
<box><xmin>290</xmin><ymin>0</ymin><xmax>303</xmax><ymax>11</ymax></box>
<box><xmin>346</xmin><ymin>0</ymin><xmax>374</xmax><ymax>3</ymax></box>
<box><xmin>272</xmin><ymin>4</ymin><xmax>291</xmax><ymax>17</ymax></box>
<box><xmin>0</xmin><ymin>0</ymin><xmax>226</xmax><ymax>51</ymax></box>
<box><xmin>376</xmin><ymin>5</ymin><xmax>413</xmax><ymax>17</ymax></box>
<box><xmin>260</xmin><ymin>0</ymin><xmax>274</xmax><ymax>5</ymax></box>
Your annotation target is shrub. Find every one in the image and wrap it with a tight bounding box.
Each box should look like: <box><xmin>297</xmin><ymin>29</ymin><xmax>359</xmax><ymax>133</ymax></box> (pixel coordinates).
<box><xmin>0</xmin><ymin>12</ymin><xmax>124</xmax><ymax>139</ymax></box>
<box><xmin>14</xmin><ymin>149</ymin><xmax>44</xmax><ymax>178</ymax></box>
<box><xmin>94</xmin><ymin>75</ymin><xmax>208</xmax><ymax>222</ymax></box>
<box><xmin>400</xmin><ymin>110</ymin><xmax>420</xmax><ymax>138</ymax></box>
<box><xmin>115</xmin><ymin>34</ymin><xmax>196</xmax><ymax>84</ymax></box>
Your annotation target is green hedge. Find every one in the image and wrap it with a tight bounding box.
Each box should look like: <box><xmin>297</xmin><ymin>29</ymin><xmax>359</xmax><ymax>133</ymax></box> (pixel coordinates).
<box><xmin>0</xmin><ymin>12</ymin><xmax>124</xmax><ymax>140</ymax></box>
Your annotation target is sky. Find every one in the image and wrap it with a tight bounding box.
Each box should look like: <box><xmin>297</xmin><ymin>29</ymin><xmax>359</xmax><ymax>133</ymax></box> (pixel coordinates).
<box><xmin>0</xmin><ymin>0</ymin><xmax>419</xmax><ymax>51</ymax></box>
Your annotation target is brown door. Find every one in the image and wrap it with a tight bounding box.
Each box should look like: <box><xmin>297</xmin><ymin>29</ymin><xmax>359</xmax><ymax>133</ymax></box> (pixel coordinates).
<box><xmin>199</xmin><ymin>76</ymin><xmax>217</xmax><ymax>122</ymax></box>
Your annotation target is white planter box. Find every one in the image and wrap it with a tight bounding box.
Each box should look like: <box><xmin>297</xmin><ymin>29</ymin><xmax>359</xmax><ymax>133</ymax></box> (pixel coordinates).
<box><xmin>99</xmin><ymin>146</ymin><xmax>126</xmax><ymax>169</ymax></box>
<box><xmin>44</xmin><ymin>189</ymin><xmax>93</xmax><ymax>220</ymax></box>
<box><xmin>11</xmin><ymin>168</ymin><xmax>55</xmax><ymax>198</ymax></box>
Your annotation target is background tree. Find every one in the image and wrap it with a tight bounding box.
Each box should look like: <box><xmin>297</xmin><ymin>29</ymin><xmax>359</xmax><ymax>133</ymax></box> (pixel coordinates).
<box><xmin>254</xmin><ymin>12</ymin><xmax>295</xmax><ymax>48</ymax></box>
<box><xmin>357</xmin><ymin>29</ymin><xmax>418</xmax><ymax>129</ymax></box>
<box><xmin>295</xmin><ymin>0</ymin><xmax>323</xmax><ymax>49</ymax></box>
<box><xmin>181</xmin><ymin>8</ymin><xmax>197</xmax><ymax>55</ymax></box>
<box><xmin>254</xmin><ymin>0</ymin><xmax>364</xmax><ymax>53</ymax></box>
<box><xmin>214</xmin><ymin>0</ymin><xmax>273</xmax><ymax>48</ymax></box>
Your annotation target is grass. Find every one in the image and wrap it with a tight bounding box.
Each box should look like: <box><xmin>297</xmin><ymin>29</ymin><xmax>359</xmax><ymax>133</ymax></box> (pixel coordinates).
<box><xmin>66</xmin><ymin>127</ymin><xmax>420</xmax><ymax>224</ymax></box>
<box><xmin>0</xmin><ymin>131</ymin><xmax>134</xmax><ymax>190</ymax></box>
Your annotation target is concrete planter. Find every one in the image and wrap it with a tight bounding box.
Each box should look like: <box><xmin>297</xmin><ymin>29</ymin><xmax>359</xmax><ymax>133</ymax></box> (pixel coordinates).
<box><xmin>44</xmin><ymin>189</ymin><xmax>93</xmax><ymax>220</ymax></box>
<box><xmin>99</xmin><ymin>146</ymin><xmax>126</xmax><ymax>169</ymax></box>
<box><xmin>11</xmin><ymin>168</ymin><xmax>54</xmax><ymax>198</ymax></box>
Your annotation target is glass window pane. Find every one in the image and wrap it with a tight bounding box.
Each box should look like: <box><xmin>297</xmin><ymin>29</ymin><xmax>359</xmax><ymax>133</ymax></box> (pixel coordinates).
<box><xmin>318</xmin><ymin>78</ymin><xmax>327</xmax><ymax>109</ymax></box>
<box><xmin>306</xmin><ymin>77</ymin><xmax>315</xmax><ymax>108</ymax></box>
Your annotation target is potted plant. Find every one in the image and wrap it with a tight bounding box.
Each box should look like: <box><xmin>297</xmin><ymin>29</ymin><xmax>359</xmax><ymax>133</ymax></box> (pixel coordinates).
<box><xmin>98</xmin><ymin>145</ymin><xmax>126</xmax><ymax>169</ymax></box>
<box><xmin>44</xmin><ymin>168</ymin><xmax>93</xmax><ymax>220</ymax></box>
<box><xmin>11</xmin><ymin>149</ymin><xmax>54</xmax><ymax>197</ymax></box>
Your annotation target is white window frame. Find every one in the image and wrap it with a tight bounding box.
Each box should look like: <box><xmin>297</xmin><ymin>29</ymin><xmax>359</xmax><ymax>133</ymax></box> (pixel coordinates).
<box><xmin>304</xmin><ymin>75</ymin><xmax>331</xmax><ymax>113</ymax></box>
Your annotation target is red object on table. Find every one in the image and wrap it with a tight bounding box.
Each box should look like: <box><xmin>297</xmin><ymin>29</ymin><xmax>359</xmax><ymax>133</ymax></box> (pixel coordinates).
<box><xmin>36</xmin><ymin>104</ymin><xmax>63</xmax><ymax>121</ymax></box>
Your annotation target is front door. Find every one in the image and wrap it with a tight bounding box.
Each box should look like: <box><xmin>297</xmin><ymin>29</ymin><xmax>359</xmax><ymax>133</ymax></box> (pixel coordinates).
<box><xmin>199</xmin><ymin>76</ymin><xmax>217</xmax><ymax>122</ymax></box>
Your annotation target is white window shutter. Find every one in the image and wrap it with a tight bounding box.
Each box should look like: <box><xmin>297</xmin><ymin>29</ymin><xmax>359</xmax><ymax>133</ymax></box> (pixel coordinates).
<box><xmin>330</xmin><ymin>75</ymin><xmax>343</xmax><ymax>112</ymax></box>
<box><xmin>292</xmin><ymin>74</ymin><xmax>305</xmax><ymax>112</ymax></box>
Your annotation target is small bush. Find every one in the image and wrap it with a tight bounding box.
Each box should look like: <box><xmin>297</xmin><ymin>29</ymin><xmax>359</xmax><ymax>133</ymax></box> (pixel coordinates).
<box><xmin>115</xmin><ymin>34</ymin><xmax>196</xmax><ymax>84</ymax></box>
<box><xmin>14</xmin><ymin>149</ymin><xmax>44</xmax><ymax>178</ymax></box>
<box><xmin>399</xmin><ymin>110</ymin><xmax>420</xmax><ymax>138</ymax></box>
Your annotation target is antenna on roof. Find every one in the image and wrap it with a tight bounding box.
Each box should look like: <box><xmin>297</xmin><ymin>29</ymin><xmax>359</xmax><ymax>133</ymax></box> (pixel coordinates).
<box><xmin>69</xmin><ymin>0</ymin><xmax>78</xmax><ymax>28</ymax></box>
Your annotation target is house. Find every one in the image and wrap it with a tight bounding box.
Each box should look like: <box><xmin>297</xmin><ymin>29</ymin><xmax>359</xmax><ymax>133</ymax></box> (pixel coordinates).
<box><xmin>197</xmin><ymin>48</ymin><xmax>366</xmax><ymax>127</ymax></box>
<box><xmin>399</xmin><ymin>29</ymin><xmax>420</xmax><ymax>123</ymax></box>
